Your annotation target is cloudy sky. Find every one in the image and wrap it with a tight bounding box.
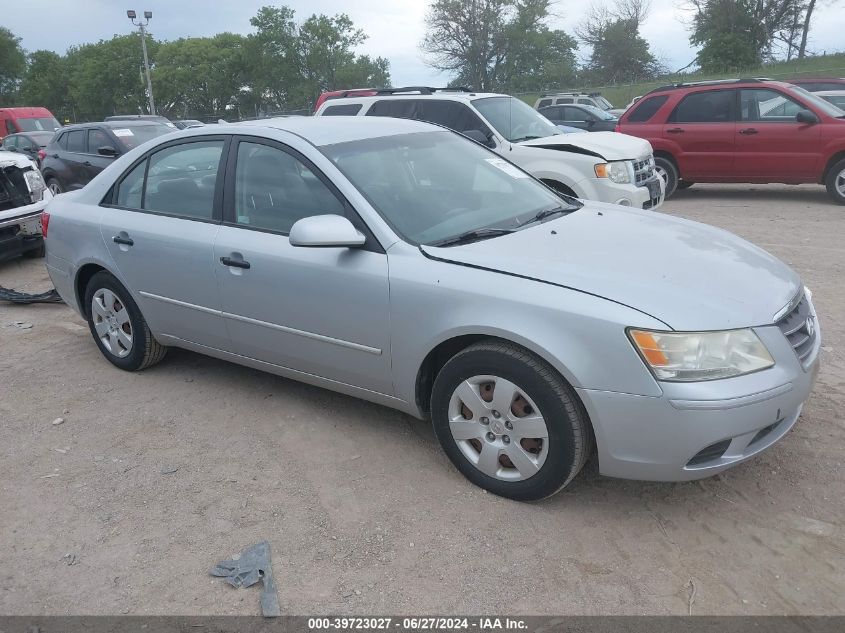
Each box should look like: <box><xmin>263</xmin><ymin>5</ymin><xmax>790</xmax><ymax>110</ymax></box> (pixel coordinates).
<box><xmin>6</xmin><ymin>0</ymin><xmax>845</xmax><ymax>85</ymax></box>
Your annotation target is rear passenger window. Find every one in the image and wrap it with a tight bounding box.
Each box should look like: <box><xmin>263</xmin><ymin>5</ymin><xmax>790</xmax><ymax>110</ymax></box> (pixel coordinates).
<box><xmin>627</xmin><ymin>95</ymin><xmax>668</xmax><ymax>122</ymax></box>
<box><xmin>323</xmin><ymin>104</ymin><xmax>363</xmax><ymax>116</ymax></box>
<box><xmin>109</xmin><ymin>141</ymin><xmax>224</xmax><ymax>218</ymax></box>
<box><xmin>556</xmin><ymin>98</ymin><xmax>573</xmax><ymax>104</ymax></box>
<box><xmin>233</xmin><ymin>141</ymin><xmax>344</xmax><ymax>234</ymax></box>
<box><xmin>66</xmin><ymin>130</ymin><xmax>86</xmax><ymax>153</ymax></box>
<box><xmin>366</xmin><ymin>100</ymin><xmax>419</xmax><ymax>118</ymax></box>
<box><xmin>144</xmin><ymin>141</ymin><xmax>223</xmax><ymax>219</ymax></box>
<box><xmin>670</xmin><ymin>90</ymin><xmax>735</xmax><ymax>123</ymax></box>
<box><xmin>115</xmin><ymin>160</ymin><xmax>146</xmax><ymax>208</ymax></box>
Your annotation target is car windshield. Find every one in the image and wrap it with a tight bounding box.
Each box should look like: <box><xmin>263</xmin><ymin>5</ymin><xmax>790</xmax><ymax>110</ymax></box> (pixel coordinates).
<box><xmin>320</xmin><ymin>131</ymin><xmax>580</xmax><ymax>246</ymax></box>
<box><xmin>789</xmin><ymin>85</ymin><xmax>845</xmax><ymax>117</ymax></box>
<box><xmin>472</xmin><ymin>96</ymin><xmax>560</xmax><ymax>143</ymax></box>
<box><xmin>581</xmin><ymin>104</ymin><xmax>616</xmax><ymax>120</ymax></box>
<box><xmin>111</xmin><ymin>124</ymin><xmax>174</xmax><ymax>150</ymax></box>
<box><xmin>595</xmin><ymin>96</ymin><xmax>614</xmax><ymax>110</ymax></box>
<box><xmin>17</xmin><ymin>117</ymin><xmax>61</xmax><ymax>132</ymax></box>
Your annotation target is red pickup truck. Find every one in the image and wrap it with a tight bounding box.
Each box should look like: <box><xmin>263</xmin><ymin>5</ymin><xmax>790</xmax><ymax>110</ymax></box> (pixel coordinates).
<box><xmin>616</xmin><ymin>79</ymin><xmax>845</xmax><ymax>204</ymax></box>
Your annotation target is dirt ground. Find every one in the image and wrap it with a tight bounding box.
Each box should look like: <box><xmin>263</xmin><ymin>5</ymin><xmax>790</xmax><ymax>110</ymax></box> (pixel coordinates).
<box><xmin>1</xmin><ymin>183</ymin><xmax>843</xmax><ymax>616</ymax></box>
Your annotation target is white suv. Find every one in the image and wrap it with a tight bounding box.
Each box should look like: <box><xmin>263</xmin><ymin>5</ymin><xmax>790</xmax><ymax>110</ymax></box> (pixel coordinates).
<box><xmin>316</xmin><ymin>89</ymin><xmax>663</xmax><ymax>210</ymax></box>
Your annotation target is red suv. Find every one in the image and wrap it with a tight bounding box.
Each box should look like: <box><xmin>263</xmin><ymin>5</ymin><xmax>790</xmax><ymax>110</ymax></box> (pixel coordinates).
<box><xmin>617</xmin><ymin>79</ymin><xmax>845</xmax><ymax>204</ymax></box>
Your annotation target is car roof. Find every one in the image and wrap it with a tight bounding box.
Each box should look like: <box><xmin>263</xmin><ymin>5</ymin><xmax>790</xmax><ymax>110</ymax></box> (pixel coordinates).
<box><xmin>235</xmin><ymin>115</ymin><xmax>445</xmax><ymax>146</ymax></box>
<box><xmin>58</xmin><ymin>120</ymin><xmax>170</xmax><ymax>131</ymax></box>
<box><xmin>646</xmin><ymin>78</ymin><xmax>797</xmax><ymax>95</ymax></box>
<box><xmin>320</xmin><ymin>91</ymin><xmax>508</xmax><ymax>108</ymax></box>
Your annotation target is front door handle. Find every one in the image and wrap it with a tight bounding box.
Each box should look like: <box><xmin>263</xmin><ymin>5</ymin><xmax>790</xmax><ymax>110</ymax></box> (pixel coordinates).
<box><xmin>667</xmin><ymin>127</ymin><xmax>684</xmax><ymax>134</ymax></box>
<box><xmin>113</xmin><ymin>235</ymin><xmax>134</xmax><ymax>246</ymax></box>
<box><xmin>739</xmin><ymin>128</ymin><xmax>759</xmax><ymax>135</ymax></box>
<box><xmin>220</xmin><ymin>256</ymin><xmax>251</xmax><ymax>269</ymax></box>
<box><xmin>83</xmin><ymin>160</ymin><xmax>92</xmax><ymax>166</ymax></box>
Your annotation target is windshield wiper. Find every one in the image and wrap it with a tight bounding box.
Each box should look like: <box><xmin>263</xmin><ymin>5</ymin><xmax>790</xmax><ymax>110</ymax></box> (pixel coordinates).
<box><xmin>510</xmin><ymin>135</ymin><xmax>541</xmax><ymax>143</ymax></box>
<box><xmin>429</xmin><ymin>228</ymin><xmax>516</xmax><ymax>247</ymax></box>
<box><xmin>516</xmin><ymin>205</ymin><xmax>575</xmax><ymax>228</ymax></box>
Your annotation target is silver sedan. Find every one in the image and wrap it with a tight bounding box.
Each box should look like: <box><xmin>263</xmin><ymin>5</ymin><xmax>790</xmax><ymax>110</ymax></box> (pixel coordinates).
<box><xmin>43</xmin><ymin>117</ymin><xmax>820</xmax><ymax>500</ymax></box>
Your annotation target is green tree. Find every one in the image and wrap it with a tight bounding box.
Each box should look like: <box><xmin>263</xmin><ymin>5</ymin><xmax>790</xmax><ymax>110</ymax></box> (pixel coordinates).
<box><xmin>153</xmin><ymin>33</ymin><xmax>247</xmax><ymax>119</ymax></box>
<box><xmin>576</xmin><ymin>0</ymin><xmax>660</xmax><ymax>84</ymax></box>
<box><xmin>18</xmin><ymin>51</ymin><xmax>70</xmax><ymax>117</ymax></box>
<box><xmin>245</xmin><ymin>5</ymin><xmax>304</xmax><ymax>113</ymax></box>
<box><xmin>66</xmin><ymin>34</ymin><xmax>158</xmax><ymax>119</ymax></box>
<box><xmin>0</xmin><ymin>26</ymin><xmax>26</xmax><ymax>104</ymax></box>
<box><xmin>422</xmin><ymin>0</ymin><xmax>577</xmax><ymax>92</ymax></box>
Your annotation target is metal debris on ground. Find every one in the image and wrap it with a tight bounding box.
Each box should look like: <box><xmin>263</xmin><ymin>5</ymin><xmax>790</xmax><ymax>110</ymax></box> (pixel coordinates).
<box><xmin>210</xmin><ymin>541</ymin><xmax>281</xmax><ymax>617</ymax></box>
<box><xmin>11</xmin><ymin>321</ymin><xmax>33</xmax><ymax>329</ymax></box>
<box><xmin>0</xmin><ymin>286</ymin><xmax>64</xmax><ymax>304</ymax></box>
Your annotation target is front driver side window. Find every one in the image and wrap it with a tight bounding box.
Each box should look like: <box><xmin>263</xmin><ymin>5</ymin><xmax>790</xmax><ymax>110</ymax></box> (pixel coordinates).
<box><xmin>233</xmin><ymin>141</ymin><xmax>345</xmax><ymax>234</ymax></box>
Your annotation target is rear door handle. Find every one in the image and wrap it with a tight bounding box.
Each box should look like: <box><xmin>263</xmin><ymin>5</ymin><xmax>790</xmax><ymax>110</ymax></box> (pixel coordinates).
<box><xmin>739</xmin><ymin>128</ymin><xmax>759</xmax><ymax>135</ymax></box>
<box><xmin>667</xmin><ymin>128</ymin><xmax>684</xmax><ymax>134</ymax></box>
<box><xmin>113</xmin><ymin>235</ymin><xmax>134</xmax><ymax>246</ymax></box>
<box><xmin>220</xmin><ymin>256</ymin><xmax>251</xmax><ymax>269</ymax></box>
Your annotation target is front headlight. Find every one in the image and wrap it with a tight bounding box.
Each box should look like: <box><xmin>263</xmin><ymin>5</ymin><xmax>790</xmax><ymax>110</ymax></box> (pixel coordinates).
<box><xmin>594</xmin><ymin>161</ymin><xmax>632</xmax><ymax>184</ymax></box>
<box><xmin>628</xmin><ymin>328</ymin><xmax>774</xmax><ymax>382</ymax></box>
<box><xmin>24</xmin><ymin>169</ymin><xmax>47</xmax><ymax>203</ymax></box>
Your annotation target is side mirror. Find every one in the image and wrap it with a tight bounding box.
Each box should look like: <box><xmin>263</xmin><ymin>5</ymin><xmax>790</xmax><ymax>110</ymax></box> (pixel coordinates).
<box><xmin>796</xmin><ymin>109</ymin><xmax>819</xmax><ymax>124</ymax></box>
<box><xmin>463</xmin><ymin>129</ymin><xmax>495</xmax><ymax>148</ymax></box>
<box><xmin>289</xmin><ymin>215</ymin><xmax>366</xmax><ymax>248</ymax></box>
<box><xmin>98</xmin><ymin>145</ymin><xmax>119</xmax><ymax>157</ymax></box>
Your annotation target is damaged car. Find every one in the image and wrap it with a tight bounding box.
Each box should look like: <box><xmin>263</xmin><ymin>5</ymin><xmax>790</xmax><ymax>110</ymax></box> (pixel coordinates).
<box><xmin>316</xmin><ymin>90</ymin><xmax>665</xmax><ymax>210</ymax></box>
<box><xmin>0</xmin><ymin>150</ymin><xmax>51</xmax><ymax>262</ymax></box>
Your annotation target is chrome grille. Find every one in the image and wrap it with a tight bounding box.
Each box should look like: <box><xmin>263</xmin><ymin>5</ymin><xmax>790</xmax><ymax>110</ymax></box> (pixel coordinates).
<box><xmin>775</xmin><ymin>293</ymin><xmax>817</xmax><ymax>363</ymax></box>
<box><xmin>633</xmin><ymin>156</ymin><xmax>655</xmax><ymax>186</ymax></box>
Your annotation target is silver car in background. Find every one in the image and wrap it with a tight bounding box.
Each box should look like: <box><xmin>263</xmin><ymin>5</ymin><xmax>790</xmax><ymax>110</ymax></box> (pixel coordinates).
<box><xmin>43</xmin><ymin>117</ymin><xmax>820</xmax><ymax>500</ymax></box>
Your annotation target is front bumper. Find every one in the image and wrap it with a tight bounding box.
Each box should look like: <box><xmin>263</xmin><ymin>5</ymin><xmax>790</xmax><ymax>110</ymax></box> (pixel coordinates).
<box><xmin>0</xmin><ymin>192</ymin><xmax>51</xmax><ymax>261</ymax></box>
<box><xmin>575</xmin><ymin>175</ymin><xmax>664</xmax><ymax>210</ymax></box>
<box><xmin>576</xmin><ymin>315</ymin><xmax>821</xmax><ymax>482</ymax></box>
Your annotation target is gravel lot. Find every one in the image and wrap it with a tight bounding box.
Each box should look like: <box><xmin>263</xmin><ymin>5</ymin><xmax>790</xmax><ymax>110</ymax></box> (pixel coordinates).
<box><xmin>1</xmin><ymin>183</ymin><xmax>843</xmax><ymax>616</ymax></box>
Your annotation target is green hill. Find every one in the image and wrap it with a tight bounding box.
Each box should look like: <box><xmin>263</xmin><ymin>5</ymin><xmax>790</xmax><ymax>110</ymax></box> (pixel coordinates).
<box><xmin>518</xmin><ymin>53</ymin><xmax>845</xmax><ymax>109</ymax></box>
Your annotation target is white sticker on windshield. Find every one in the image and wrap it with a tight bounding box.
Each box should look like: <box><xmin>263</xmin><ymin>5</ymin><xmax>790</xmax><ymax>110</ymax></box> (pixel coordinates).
<box><xmin>485</xmin><ymin>157</ymin><xmax>529</xmax><ymax>178</ymax></box>
<box><xmin>113</xmin><ymin>128</ymin><xmax>134</xmax><ymax>137</ymax></box>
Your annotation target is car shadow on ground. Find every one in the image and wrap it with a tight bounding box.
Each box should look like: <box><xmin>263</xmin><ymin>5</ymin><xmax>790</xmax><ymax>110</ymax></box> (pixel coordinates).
<box><xmin>158</xmin><ymin>346</ymin><xmax>770</xmax><ymax>516</ymax></box>
<box><xmin>671</xmin><ymin>184</ymin><xmax>831</xmax><ymax>205</ymax></box>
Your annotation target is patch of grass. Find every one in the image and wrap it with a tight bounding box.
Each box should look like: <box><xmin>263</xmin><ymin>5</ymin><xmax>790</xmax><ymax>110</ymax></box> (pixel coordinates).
<box><xmin>518</xmin><ymin>53</ymin><xmax>845</xmax><ymax>108</ymax></box>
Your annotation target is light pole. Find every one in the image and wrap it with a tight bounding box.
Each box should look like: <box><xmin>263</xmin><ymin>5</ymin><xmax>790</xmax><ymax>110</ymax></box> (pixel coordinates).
<box><xmin>127</xmin><ymin>10</ymin><xmax>156</xmax><ymax>115</ymax></box>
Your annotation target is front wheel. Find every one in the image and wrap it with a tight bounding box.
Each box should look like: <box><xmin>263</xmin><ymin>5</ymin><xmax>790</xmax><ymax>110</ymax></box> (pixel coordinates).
<box><xmin>654</xmin><ymin>157</ymin><xmax>679</xmax><ymax>198</ymax></box>
<box><xmin>825</xmin><ymin>159</ymin><xmax>845</xmax><ymax>205</ymax></box>
<box><xmin>431</xmin><ymin>340</ymin><xmax>593</xmax><ymax>501</ymax></box>
<box><xmin>84</xmin><ymin>271</ymin><xmax>167</xmax><ymax>371</ymax></box>
<box><xmin>46</xmin><ymin>178</ymin><xmax>63</xmax><ymax>196</ymax></box>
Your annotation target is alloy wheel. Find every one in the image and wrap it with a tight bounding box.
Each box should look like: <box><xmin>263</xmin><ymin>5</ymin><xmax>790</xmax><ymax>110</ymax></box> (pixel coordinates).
<box><xmin>447</xmin><ymin>375</ymin><xmax>549</xmax><ymax>481</ymax></box>
<box><xmin>91</xmin><ymin>288</ymin><xmax>133</xmax><ymax>358</ymax></box>
<box><xmin>836</xmin><ymin>167</ymin><xmax>845</xmax><ymax>198</ymax></box>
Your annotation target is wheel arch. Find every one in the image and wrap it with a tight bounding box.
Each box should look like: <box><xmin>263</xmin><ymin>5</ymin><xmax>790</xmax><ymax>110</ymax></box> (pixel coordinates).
<box><xmin>822</xmin><ymin>150</ymin><xmax>845</xmax><ymax>184</ymax></box>
<box><xmin>75</xmin><ymin>262</ymin><xmax>108</xmax><ymax>318</ymax></box>
<box><xmin>414</xmin><ymin>332</ymin><xmax>585</xmax><ymax>417</ymax></box>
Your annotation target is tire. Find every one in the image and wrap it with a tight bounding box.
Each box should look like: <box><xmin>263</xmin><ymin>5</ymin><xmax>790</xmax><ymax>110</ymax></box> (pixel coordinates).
<box><xmin>677</xmin><ymin>181</ymin><xmax>695</xmax><ymax>191</ymax></box>
<box><xmin>654</xmin><ymin>156</ymin><xmax>679</xmax><ymax>198</ymax></box>
<box><xmin>825</xmin><ymin>158</ymin><xmax>845</xmax><ymax>205</ymax></box>
<box><xmin>84</xmin><ymin>271</ymin><xmax>167</xmax><ymax>371</ymax></box>
<box><xmin>46</xmin><ymin>178</ymin><xmax>63</xmax><ymax>196</ymax></box>
<box><xmin>430</xmin><ymin>339</ymin><xmax>593</xmax><ymax>501</ymax></box>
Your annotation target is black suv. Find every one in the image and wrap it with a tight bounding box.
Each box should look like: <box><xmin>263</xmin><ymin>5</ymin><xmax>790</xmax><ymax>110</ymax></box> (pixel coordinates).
<box><xmin>41</xmin><ymin>121</ymin><xmax>173</xmax><ymax>194</ymax></box>
<box><xmin>538</xmin><ymin>103</ymin><xmax>618</xmax><ymax>132</ymax></box>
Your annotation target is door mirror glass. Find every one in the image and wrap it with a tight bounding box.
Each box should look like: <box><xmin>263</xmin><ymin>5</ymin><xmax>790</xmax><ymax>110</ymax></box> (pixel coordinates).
<box><xmin>98</xmin><ymin>145</ymin><xmax>119</xmax><ymax>157</ymax></box>
<box><xmin>289</xmin><ymin>215</ymin><xmax>365</xmax><ymax>248</ymax></box>
<box><xmin>463</xmin><ymin>129</ymin><xmax>494</xmax><ymax>147</ymax></box>
<box><xmin>796</xmin><ymin>109</ymin><xmax>819</xmax><ymax>124</ymax></box>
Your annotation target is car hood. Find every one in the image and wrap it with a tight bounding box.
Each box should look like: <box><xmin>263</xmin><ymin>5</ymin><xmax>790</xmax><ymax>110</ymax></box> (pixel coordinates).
<box><xmin>0</xmin><ymin>150</ymin><xmax>36</xmax><ymax>170</ymax></box>
<box><xmin>517</xmin><ymin>131</ymin><xmax>652</xmax><ymax>161</ymax></box>
<box><xmin>420</xmin><ymin>205</ymin><xmax>801</xmax><ymax>331</ymax></box>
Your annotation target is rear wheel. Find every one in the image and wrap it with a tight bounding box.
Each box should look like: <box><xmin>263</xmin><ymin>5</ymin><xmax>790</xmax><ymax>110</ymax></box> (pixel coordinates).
<box><xmin>46</xmin><ymin>178</ymin><xmax>63</xmax><ymax>196</ymax></box>
<box><xmin>84</xmin><ymin>271</ymin><xmax>167</xmax><ymax>371</ymax></box>
<box><xmin>431</xmin><ymin>340</ymin><xmax>593</xmax><ymax>501</ymax></box>
<box><xmin>654</xmin><ymin>156</ymin><xmax>679</xmax><ymax>198</ymax></box>
<box><xmin>825</xmin><ymin>159</ymin><xmax>845</xmax><ymax>205</ymax></box>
